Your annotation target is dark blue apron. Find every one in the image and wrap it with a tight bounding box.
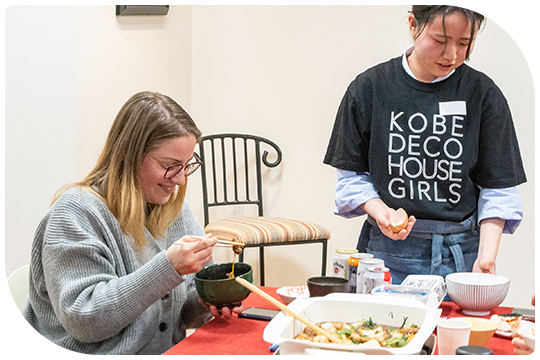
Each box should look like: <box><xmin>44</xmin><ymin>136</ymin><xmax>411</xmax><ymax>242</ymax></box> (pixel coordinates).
<box><xmin>357</xmin><ymin>212</ymin><xmax>480</xmax><ymax>300</ymax></box>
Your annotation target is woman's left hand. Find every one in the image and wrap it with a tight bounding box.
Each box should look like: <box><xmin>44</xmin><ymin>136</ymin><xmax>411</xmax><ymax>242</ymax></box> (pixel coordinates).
<box><xmin>198</xmin><ymin>298</ymin><xmax>243</xmax><ymax>320</ymax></box>
<box><xmin>473</xmin><ymin>218</ymin><xmax>505</xmax><ymax>274</ymax></box>
<box><xmin>472</xmin><ymin>258</ymin><xmax>496</xmax><ymax>274</ymax></box>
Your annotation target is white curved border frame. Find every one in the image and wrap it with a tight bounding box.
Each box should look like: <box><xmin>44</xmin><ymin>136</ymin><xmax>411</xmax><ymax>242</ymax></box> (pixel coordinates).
<box><xmin>462</xmin><ymin>4</ymin><xmax>537</xmax><ymax>89</ymax></box>
<box><xmin>3</xmin><ymin>274</ymin><xmax>85</xmax><ymax>357</ymax></box>
<box><xmin>2</xmin><ymin>3</ymin><xmax>538</xmax><ymax>356</ymax></box>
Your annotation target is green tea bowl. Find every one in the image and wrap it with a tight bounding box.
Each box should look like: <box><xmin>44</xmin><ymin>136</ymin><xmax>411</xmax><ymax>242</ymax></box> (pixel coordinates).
<box><xmin>195</xmin><ymin>262</ymin><xmax>253</xmax><ymax>309</ymax></box>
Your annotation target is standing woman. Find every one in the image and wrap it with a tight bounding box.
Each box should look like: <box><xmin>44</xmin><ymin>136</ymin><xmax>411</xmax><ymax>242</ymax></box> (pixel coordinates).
<box><xmin>324</xmin><ymin>6</ymin><xmax>526</xmax><ymax>287</ymax></box>
<box><xmin>24</xmin><ymin>91</ymin><xmax>241</xmax><ymax>354</ymax></box>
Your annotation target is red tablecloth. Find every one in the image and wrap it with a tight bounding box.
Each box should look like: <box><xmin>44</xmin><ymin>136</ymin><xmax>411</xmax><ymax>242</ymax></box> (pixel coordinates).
<box><xmin>163</xmin><ymin>287</ymin><xmax>516</xmax><ymax>355</ymax></box>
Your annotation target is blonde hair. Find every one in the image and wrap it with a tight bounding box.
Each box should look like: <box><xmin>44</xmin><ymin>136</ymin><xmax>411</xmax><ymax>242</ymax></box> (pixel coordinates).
<box><xmin>53</xmin><ymin>91</ymin><xmax>202</xmax><ymax>248</ymax></box>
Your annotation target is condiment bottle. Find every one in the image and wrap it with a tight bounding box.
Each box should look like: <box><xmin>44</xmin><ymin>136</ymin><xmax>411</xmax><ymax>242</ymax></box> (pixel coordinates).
<box><xmin>357</xmin><ymin>258</ymin><xmax>384</xmax><ymax>293</ymax></box>
<box><xmin>332</xmin><ymin>248</ymin><xmax>358</xmax><ymax>280</ymax></box>
<box><xmin>347</xmin><ymin>253</ymin><xmax>373</xmax><ymax>293</ymax></box>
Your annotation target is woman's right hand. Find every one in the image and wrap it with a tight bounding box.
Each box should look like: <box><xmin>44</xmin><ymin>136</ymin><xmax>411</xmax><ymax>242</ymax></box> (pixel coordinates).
<box><xmin>362</xmin><ymin>198</ymin><xmax>416</xmax><ymax>240</ymax></box>
<box><xmin>166</xmin><ymin>234</ymin><xmax>217</xmax><ymax>275</ymax></box>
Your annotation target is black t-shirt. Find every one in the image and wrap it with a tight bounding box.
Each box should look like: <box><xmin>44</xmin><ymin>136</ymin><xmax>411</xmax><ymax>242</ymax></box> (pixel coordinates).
<box><xmin>324</xmin><ymin>56</ymin><xmax>526</xmax><ymax>222</ymax></box>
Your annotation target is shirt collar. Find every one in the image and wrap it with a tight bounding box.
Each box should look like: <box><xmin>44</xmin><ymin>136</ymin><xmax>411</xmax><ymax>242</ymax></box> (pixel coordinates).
<box><xmin>402</xmin><ymin>46</ymin><xmax>455</xmax><ymax>83</ymax></box>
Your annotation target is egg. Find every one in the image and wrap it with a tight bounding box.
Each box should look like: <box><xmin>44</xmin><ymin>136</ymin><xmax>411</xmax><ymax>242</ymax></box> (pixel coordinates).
<box><xmin>390</xmin><ymin>208</ymin><xmax>408</xmax><ymax>232</ymax></box>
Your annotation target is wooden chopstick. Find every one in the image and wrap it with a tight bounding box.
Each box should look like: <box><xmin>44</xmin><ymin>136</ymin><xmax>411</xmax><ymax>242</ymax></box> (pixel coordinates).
<box><xmin>190</xmin><ymin>236</ymin><xmax>245</xmax><ymax>247</ymax></box>
<box><xmin>235</xmin><ymin>277</ymin><xmax>345</xmax><ymax>345</ymax></box>
<box><xmin>174</xmin><ymin>240</ymin><xmax>230</xmax><ymax>247</ymax></box>
<box><xmin>216</xmin><ymin>239</ymin><xmax>245</xmax><ymax>247</ymax></box>
<box><xmin>174</xmin><ymin>236</ymin><xmax>233</xmax><ymax>247</ymax></box>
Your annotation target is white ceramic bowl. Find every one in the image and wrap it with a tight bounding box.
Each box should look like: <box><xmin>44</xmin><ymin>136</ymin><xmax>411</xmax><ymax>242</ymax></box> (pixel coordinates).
<box><xmin>518</xmin><ymin>320</ymin><xmax>535</xmax><ymax>351</ymax></box>
<box><xmin>445</xmin><ymin>273</ymin><xmax>510</xmax><ymax>316</ymax></box>
<box><xmin>276</xmin><ymin>286</ymin><xmax>309</xmax><ymax>305</ymax></box>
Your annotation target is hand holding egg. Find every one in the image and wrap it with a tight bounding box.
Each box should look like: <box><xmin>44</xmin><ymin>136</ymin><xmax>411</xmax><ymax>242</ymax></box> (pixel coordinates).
<box><xmin>386</xmin><ymin>208</ymin><xmax>415</xmax><ymax>240</ymax></box>
<box><xmin>362</xmin><ymin>199</ymin><xmax>415</xmax><ymax>240</ymax></box>
<box><xmin>390</xmin><ymin>208</ymin><xmax>409</xmax><ymax>232</ymax></box>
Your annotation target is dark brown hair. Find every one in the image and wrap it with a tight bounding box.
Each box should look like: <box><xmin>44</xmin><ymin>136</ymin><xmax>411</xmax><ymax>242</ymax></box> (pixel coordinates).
<box><xmin>410</xmin><ymin>5</ymin><xmax>486</xmax><ymax>60</ymax></box>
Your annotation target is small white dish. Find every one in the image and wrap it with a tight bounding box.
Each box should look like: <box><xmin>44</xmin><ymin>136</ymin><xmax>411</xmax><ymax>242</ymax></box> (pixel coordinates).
<box><xmin>490</xmin><ymin>314</ymin><xmax>521</xmax><ymax>338</ymax></box>
<box><xmin>276</xmin><ymin>286</ymin><xmax>309</xmax><ymax>305</ymax></box>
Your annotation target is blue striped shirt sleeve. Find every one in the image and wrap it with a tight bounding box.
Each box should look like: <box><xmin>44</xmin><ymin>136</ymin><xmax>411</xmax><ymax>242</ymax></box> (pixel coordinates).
<box><xmin>334</xmin><ymin>169</ymin><xmax>379</xmax><ymax>219</ymax></box>
<box><xmin>477</xmin><ymin>186</ymin><xmax>523</xmax><ymax>234</ymax></box>
<box><xmin>334</xmin><ymin>170</ymin><xmax>523</xmax><ymax>234</ymax></box>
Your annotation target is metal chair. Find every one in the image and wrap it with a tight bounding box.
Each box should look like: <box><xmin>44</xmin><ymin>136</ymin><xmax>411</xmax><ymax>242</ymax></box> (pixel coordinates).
<box><xmin>3</xmin><ymin>265</ymin><xmax>30</xmax><ymax>357</ymax></box>
<box><xmin>198</xmin><ymin>133</ymin><xmax>330</xmax><ymax>286</ymax></box>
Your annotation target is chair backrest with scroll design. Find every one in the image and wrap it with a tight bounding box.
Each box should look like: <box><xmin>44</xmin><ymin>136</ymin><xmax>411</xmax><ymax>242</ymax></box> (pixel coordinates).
<box><xmin>199</xmin><ymin>133</ymin><xmax>282</xmax><ymax>226</ymax></box>
<box><xmin>198</xmin><ymin>133</ymin><xmax>329</xmax><ymax>286</ymax></box>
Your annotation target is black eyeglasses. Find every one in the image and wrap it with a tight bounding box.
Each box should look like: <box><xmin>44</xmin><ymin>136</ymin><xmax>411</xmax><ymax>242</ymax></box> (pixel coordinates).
<box><xmin>145</xmin><ymin>152</ymin><xmax>202</xmax><ymax>179</ymax></box>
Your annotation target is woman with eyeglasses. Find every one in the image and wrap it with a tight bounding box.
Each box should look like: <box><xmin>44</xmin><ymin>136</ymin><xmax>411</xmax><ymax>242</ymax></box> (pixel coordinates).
<box><xmin>324</xmin><ymin>6</ymin><xmax>526</xmax><ymax>291</ymax></box>
<box><xmin>23</xmin><ymin>91</ymin><xmax>241</xmax><ymax>354</ymax></box>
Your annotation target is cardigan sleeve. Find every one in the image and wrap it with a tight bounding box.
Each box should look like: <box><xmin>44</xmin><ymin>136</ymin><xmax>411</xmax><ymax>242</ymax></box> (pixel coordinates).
<box><xmin>41</xmin><ymin>189</ymin><xmax>185</xmax><ymax>343</ymax></box>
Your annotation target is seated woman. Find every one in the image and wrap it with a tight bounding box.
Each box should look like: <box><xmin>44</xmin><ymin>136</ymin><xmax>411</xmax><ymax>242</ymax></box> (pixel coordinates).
<box><xmin>23</xmin><ymin>91</ymin><xmax>242</xmax><ymax>354</ymax></box>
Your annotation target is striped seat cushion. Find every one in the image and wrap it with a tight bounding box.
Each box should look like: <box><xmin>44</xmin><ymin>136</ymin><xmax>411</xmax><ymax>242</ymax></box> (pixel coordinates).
<box><xmin>204</xmin><ymin>217</ymin><xmax>331</xmax><ymax>245</ymax></box>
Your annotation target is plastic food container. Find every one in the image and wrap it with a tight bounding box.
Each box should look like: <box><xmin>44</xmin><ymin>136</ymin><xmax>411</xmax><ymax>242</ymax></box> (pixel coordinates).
<box><xmin>371</xmin><ymin>275</ymin><xmax>447</xmax><ymax>307</ymax></box>
<box><xmin>400</xmin><ymin>275</ymin><xmax>447</xmax><ymax>304</ymax></box>
<box><xmin>263</xmin><ymin>292</ymin><xmax>442</xmax><ymax>355</ymax></box>
<box><xmin>371</xmin><ymin>284</ymin><xmax>441</xmax><ymax>306</ymax></box>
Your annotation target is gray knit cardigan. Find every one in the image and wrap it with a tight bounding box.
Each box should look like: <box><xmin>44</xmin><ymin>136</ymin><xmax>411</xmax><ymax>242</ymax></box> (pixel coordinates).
<box><xmin>23</xmin><ymin>186</ymin><xmax>213</xmax><ymax>354</ymax></box>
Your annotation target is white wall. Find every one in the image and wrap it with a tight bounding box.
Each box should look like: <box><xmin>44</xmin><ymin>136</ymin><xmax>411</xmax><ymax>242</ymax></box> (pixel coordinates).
<box><xmin>3</xmin><ymin>5</ymin><xmax>536</xmax><ymax>344</ymax></box>
<box><xmin>188</xmin><ymin>5</ymin><xmax>535</xmax><ymax>309</ymax></box>
<box><xmin>4</xmin><ymin>5</ymin><xmax>193</xmax><ymax>274</ymax></box>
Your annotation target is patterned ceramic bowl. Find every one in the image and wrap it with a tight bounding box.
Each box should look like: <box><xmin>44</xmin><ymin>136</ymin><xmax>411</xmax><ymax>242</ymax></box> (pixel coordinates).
<box><xmin>446</xmin><ymin>273</ymin><xmax>510</xmax><ymax>316</ymax></box>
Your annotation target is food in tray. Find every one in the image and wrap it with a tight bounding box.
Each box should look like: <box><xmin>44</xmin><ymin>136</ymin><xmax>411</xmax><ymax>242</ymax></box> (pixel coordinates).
<box><xmin>294</xmin><ymin>317</ymin><xmax>419</xmax><ymax>348</ymax></box>
<box><xmin>490</xmin><ymin>314</ymin><xmax>521</xmax><ymax>337</ymax></box>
